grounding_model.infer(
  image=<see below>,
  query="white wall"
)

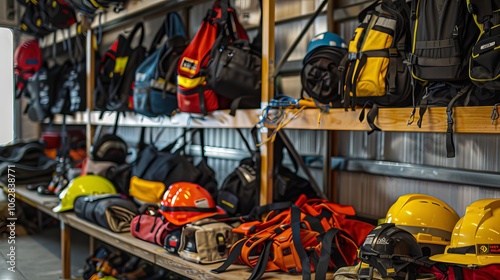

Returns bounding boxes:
[0,28,14,144]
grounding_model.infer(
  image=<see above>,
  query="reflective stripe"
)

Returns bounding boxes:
[177,75,206,88]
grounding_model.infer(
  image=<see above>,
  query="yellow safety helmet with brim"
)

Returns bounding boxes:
[52,175,117,213]
[385,194,460,247]
[430,199,500,267]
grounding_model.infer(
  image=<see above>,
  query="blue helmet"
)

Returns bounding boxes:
[305,32,347,61]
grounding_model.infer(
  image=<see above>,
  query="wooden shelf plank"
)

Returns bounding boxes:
[90,110,261,128]
[64,213,316,280]
[279,106,500,134]
[47,106,500,134]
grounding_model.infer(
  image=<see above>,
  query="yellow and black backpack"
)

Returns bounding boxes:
[339,0,413,133]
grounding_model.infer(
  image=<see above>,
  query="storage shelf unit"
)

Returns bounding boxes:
[51,106,500,133]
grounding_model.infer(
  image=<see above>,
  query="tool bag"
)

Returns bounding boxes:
[467,0,500,89]
[409,0,477,82]
[178,218,240,264]
[339,0,413,133]
[129,131,201,204]
[134,12,187,117]
[212,195,374,280]
[130,213,180,247]
[176,0,248,115]
[95,22,146,112]
[217,128,260,216]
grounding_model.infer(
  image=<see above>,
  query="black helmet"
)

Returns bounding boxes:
[91,134,128,164]
[359,223,424,279]
[301,32,347,105]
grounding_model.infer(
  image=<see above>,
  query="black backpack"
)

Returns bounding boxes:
[467,0,500,89]
[409,0,478,82]
[95,22,147,112]
[217,128,260,216]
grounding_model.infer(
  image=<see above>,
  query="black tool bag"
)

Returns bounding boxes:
[129,130,202,204]
[467,0,500,89]
[273,131,322,203]
[217,128,259,216]
[74,194,138,233]
[207,40,261,106]
[409,0,478,82]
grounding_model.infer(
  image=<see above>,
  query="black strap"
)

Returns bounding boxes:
[453,266,465,280]
[247,240,273,280]
[210,238,246,274]
[315,228,344,280]
[291,205,311,280]
[445,84,470,158]
[276,131,326,199]
[359,102,382,134]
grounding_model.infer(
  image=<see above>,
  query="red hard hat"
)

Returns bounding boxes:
[14,39,42,92]
[159,182,226,226]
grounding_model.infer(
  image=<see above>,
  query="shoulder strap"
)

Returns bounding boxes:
[276,131,326,199]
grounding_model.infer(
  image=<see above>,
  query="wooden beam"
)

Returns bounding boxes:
[277,106,500,134]
[327,0,335,32]
[86,29,96,153]
[260,0,275,205]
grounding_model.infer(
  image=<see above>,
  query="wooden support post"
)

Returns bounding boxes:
[260,0,275,205]
[86,28,96,153]
[60,220,71,280]
[327,0,335,32]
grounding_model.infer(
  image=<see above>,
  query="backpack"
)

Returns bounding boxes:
[24,64,54,122]
[217,128,260,216]
[467,0,500,89]
[133,12,187,117]
[14,39,42,96]
[409,0,478,82]
[339,0,413,132]
[176,0,249,115]
[212,195,375,280]
[95,22,147,112]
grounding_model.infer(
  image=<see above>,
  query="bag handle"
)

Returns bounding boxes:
[148,12,187,54]
[276,131,326,200]
[126,22,145,50]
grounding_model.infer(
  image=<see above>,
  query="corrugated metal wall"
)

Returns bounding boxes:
[107,0,500,219]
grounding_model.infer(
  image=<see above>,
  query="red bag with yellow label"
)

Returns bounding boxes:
[176,0,248,115]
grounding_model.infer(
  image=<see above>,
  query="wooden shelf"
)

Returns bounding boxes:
[47,106,500,134]
[278,106,500,134]
[63,213,326,280]
[90,110,261,128]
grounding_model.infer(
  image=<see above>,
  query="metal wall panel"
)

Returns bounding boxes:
[337,131,500,218]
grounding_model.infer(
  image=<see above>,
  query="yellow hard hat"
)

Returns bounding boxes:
[430,199,500,267]
[385,194,459,247]
[52,175,117,213]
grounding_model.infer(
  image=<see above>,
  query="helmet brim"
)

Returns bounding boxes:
[164,206,227,226]
[52,203,72,213]
[430,253,499,266]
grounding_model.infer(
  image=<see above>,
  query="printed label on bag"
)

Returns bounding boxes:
[180,57,198,75]
[194,198,209,208]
